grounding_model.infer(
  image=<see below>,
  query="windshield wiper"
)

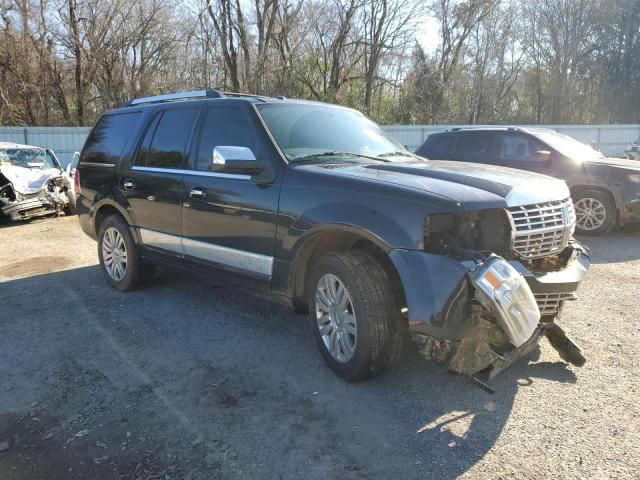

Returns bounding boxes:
[377,150,414,158]
[292,151,390,163]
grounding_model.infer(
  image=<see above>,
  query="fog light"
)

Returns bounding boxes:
[471,256,540,347]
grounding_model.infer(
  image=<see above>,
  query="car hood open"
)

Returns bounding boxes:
[0,164,65,194]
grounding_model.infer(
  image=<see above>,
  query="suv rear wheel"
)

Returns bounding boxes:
[98,214,147,291]
[573,189,616,236]
[308,251,404,381]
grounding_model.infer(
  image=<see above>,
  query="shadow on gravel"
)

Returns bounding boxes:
[577,225,640,264]
[0,265,580,480]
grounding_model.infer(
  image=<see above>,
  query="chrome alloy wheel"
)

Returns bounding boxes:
[575,197,607,231]
[315,274,357,363]
[102,227,128,281]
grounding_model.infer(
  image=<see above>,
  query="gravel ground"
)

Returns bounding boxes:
[0,215,639,479]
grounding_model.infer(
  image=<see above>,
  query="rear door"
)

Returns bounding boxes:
[454,132,494,164]
[181,104,282,281]
[123,106,200,256]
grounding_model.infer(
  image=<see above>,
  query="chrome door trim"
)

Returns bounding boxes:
[131,166,251,180]
[139,228,183,255]
[138,228,273,277]
[79,162,116,168]
[183,237,273,277]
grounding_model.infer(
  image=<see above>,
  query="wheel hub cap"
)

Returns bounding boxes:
[575,197,607,231]
[102,227,128,281]
[315,274,357,363]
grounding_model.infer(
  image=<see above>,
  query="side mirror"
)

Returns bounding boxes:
[534,150,552,162]
[211,146,263,174]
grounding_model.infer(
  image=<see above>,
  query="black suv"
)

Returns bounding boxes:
[76,91,590,383]
[416,127,640,235]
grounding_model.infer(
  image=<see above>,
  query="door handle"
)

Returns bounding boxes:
[190,187,206,198]
[123,179,135,191]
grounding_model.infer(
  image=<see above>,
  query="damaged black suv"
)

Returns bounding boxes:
[76,90,590,384]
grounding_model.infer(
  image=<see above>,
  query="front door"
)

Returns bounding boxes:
[490,132,552,175]
[181,104,283,281]
[123,106,200,256]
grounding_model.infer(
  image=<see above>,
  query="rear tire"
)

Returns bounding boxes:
[97,214,145,291]
[573,189,616,236]
[307,251,405,381]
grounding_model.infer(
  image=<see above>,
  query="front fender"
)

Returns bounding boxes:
[390,249,473,340]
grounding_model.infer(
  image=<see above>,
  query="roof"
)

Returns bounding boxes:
[0,142,43,150]
[443,126,557,134]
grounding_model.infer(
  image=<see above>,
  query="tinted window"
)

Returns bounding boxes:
[456,132,492,161]
[418,133,456,159]
[137,108,198,169]
[496,134,543,162]
[82,113,141,164]
[195,107,267,171]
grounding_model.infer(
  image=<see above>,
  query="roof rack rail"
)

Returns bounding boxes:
[122,89,224,107]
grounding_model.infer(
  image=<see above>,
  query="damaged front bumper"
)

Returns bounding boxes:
[0,176,70,221]
[390,241,590,381]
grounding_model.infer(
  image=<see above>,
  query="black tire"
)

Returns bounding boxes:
[64,191,78,216]
[573,189,616,236]
[307,251,405,381]
[97,214,145,291]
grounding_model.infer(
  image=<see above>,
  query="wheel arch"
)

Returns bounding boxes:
[289,227,407,315]
[570,184,620,224]
[93,200,135,236]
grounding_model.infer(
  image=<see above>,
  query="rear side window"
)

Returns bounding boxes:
[417,133,456,159]
[136,108,198,169]
[82,113,141,164]
[455,132,492,162]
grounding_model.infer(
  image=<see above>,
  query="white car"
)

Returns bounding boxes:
[0,142,78,221]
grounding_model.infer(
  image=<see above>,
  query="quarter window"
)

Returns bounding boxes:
[137,108,198,169]
[82,112,142,164]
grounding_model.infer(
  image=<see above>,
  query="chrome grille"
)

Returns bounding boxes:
[508,198,576,259]
[534,292,577,316]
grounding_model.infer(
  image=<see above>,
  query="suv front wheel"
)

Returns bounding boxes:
[98,214,147,291]
[308,251,404,381]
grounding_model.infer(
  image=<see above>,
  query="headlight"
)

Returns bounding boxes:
[471,256,540,347]
[627,173,640,184]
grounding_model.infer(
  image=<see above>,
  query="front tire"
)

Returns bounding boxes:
[97,214,145,291]
[573,190,616,236]
[308,251,404,381]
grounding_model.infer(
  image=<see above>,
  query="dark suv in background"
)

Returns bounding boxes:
[416,127,640,235]
[76,91,589,384]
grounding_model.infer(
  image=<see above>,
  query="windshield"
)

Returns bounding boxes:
[535,131,604,161]
[256,103,411,162]
[0,148,58,169]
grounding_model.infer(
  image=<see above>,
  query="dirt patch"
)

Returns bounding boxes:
[1,256,73,280]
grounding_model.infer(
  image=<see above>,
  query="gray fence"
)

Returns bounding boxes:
[0,126,91,167]
[1,124,639,166]
[383,124,640,156]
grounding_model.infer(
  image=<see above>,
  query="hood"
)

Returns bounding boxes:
[583,156,640,171]
[303,159,571,208]
[0,164,65,194]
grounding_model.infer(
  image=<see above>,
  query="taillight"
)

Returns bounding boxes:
[74,169,81,194]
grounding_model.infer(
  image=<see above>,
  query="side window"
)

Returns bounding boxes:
[497,134,542,162]
[420,134,456,159]
[136,108,198,169]
[455,133,492,161]
[82,112,142,164]
[195,107,267,171]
